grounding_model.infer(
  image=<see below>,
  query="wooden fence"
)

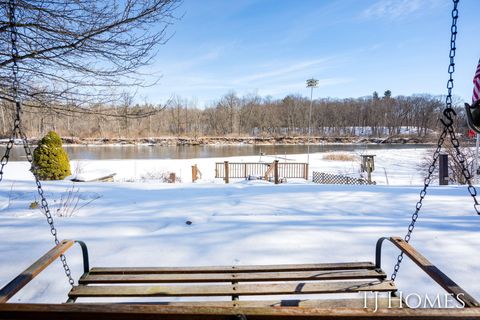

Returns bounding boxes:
[215,162,269,179]
[312,171,369,185]
[215,161,308,184]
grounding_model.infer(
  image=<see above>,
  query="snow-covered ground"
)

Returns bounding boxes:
[0,147,479,305]
[62,147,427,185]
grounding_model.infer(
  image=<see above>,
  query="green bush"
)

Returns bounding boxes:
[32,131,71,180]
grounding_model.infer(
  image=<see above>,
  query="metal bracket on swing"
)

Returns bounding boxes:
[464,100,480,134]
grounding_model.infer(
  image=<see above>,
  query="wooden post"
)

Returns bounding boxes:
[304,163,309,180]
[191,165,197,183]
[439,154,448,185]
[224,161,229,184]
[274,160,279,184]
[361,155,375,185]
[244,163,247,178]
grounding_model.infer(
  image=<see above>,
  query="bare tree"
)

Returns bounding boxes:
[168,95,185,137]
[0,0,181,118]
[217,92,240,135]
[0,89,455,140]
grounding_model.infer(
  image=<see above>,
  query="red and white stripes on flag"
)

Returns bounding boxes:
[474,58,480,103]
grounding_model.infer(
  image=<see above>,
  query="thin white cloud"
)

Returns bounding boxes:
[160,46,224,72]
[234,58,331,84]
[145,54,353,107]
[362,0,444,20]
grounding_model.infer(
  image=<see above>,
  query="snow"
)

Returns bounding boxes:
[320,126,434,136]
[0,147,479,305]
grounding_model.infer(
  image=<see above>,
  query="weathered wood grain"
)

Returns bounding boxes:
[69,280,396,298]
[80,269,386,284]
[89,262,375,275]
[0,240,75,303]
[1,303,479,320]
[108,297,403,309]
[389,237,480,308]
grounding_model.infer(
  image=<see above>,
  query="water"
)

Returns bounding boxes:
[2,143,432,161]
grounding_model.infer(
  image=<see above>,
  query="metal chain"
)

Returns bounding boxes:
[2,0,75,286]
[391,126,448,281]
[442,5,480,212]
[0,131,16,182]
[392,0,479,281]
[431,1,480,212]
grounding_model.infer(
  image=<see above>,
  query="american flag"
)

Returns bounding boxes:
[474,58,480,103]
[469,59,480,138]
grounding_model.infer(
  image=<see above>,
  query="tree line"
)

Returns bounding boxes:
[0,91,468,139]
[0,2,468,141]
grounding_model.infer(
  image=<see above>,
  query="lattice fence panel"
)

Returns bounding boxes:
[312,171,369,185]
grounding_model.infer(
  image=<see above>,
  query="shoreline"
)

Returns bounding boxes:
[32,135,428,146]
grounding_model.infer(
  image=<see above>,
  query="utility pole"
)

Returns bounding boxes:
[306,78,319,167]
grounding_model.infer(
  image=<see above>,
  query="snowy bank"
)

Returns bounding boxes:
[3,148,431,185]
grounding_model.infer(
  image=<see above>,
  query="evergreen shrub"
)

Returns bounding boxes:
[32,131,71,180]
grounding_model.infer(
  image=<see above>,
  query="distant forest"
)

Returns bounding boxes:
[0,91,467,139]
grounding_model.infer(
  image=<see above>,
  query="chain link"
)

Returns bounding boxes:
[392,0,480,281]
[391,126,447,281]
[2,0,75,286]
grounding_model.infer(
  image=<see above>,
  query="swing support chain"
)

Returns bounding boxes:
[391,0,480,282]
[0,0,75,287]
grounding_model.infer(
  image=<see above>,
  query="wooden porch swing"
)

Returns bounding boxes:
[1,237,479,319]
[1,0,480,318]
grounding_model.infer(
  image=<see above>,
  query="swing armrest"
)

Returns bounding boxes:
[375,236,479,308]
[0,239,89,303]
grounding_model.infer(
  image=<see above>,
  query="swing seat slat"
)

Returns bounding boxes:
[121,297,403,308]
[79,268,386,284]
[69,279,395,298]
[88,261,376,274]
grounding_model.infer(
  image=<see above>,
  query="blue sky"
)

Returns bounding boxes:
[137,0,480,106]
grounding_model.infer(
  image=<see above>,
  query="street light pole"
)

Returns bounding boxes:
[306,78,318,167]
